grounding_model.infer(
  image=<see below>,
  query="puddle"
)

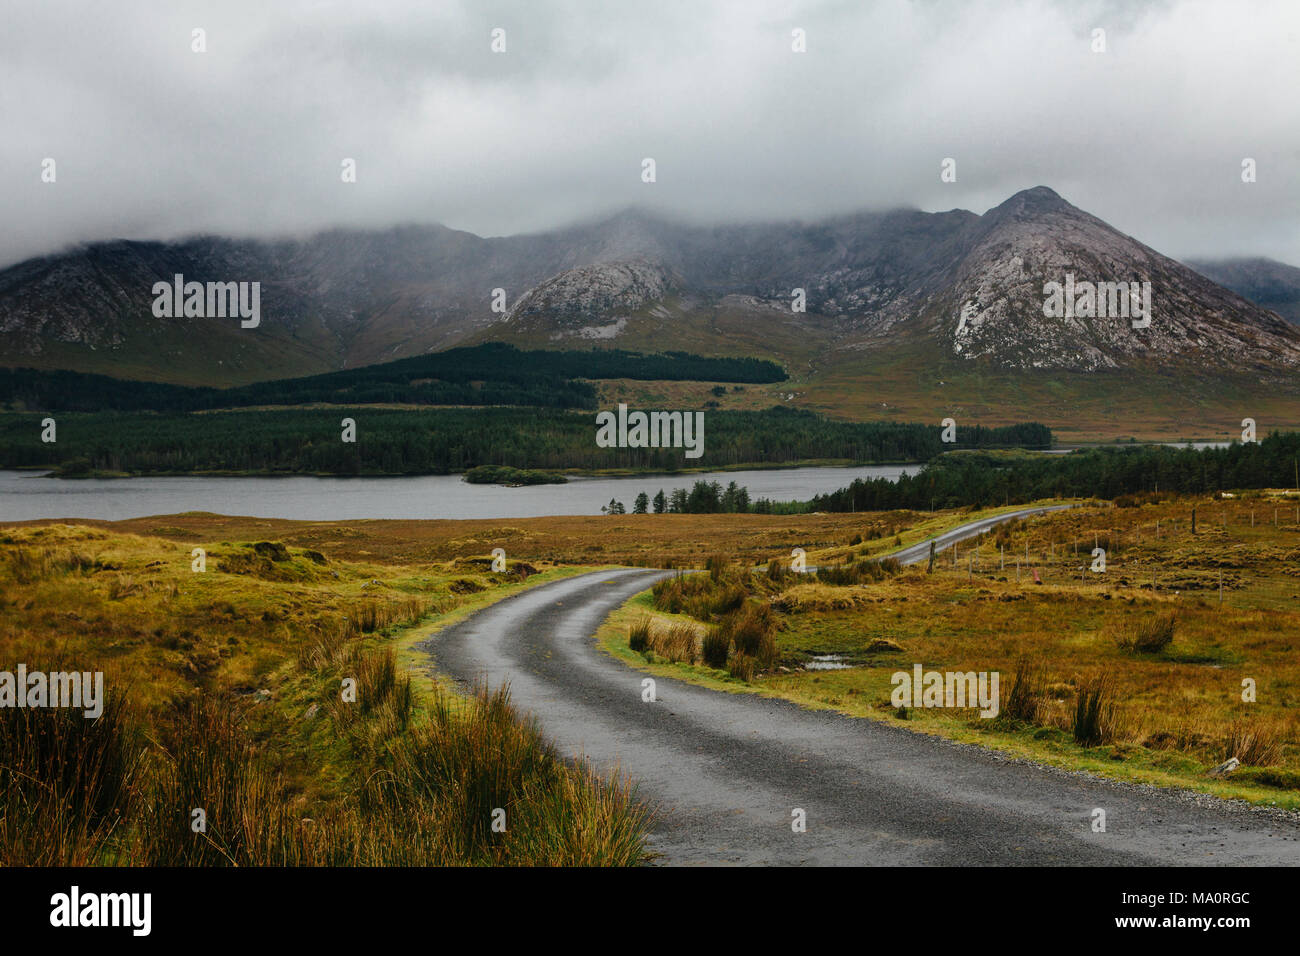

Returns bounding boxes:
[804,654,852,671]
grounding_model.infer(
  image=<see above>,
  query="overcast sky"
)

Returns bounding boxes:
[2,0,1297,268]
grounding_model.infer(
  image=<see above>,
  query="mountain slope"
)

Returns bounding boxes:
[1184,256,1300,326]
[909,187,1300,372]
[2,189,1299,401]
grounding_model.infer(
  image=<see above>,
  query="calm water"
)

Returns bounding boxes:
[0,465,917,522]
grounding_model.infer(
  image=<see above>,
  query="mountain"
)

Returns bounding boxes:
[495,188,1300,379]
[0,226,576,384]
[911,188,1300,373]
[3,188,1299,397]
[1184,257,1300,326]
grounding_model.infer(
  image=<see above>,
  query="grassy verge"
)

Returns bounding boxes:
[0,523,649,865]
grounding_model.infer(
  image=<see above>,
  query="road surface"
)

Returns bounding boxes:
[420,512,1300,865]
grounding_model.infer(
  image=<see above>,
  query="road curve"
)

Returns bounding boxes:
[420,522,1300,866]
[890,504,1074,566]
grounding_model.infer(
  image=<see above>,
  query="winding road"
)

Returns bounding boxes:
[421,508,1300,865]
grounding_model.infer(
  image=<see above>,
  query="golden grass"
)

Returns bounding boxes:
[0,523,650,865]
[598,494,1300,806]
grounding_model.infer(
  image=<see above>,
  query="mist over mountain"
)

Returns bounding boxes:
[2,187,1298,387]
[1184,257,1300,326]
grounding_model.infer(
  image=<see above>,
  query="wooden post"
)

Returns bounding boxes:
[928,540,935,573]
[1191,505,1196,535]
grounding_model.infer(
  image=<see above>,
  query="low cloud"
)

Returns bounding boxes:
[2,0,1297,267]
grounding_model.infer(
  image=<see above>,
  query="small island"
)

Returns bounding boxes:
[462,464,569,486]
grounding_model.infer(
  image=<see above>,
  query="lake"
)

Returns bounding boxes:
[0,465,918,522]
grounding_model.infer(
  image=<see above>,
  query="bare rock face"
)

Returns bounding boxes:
[925,187,1300,372]
[505,259,676,337]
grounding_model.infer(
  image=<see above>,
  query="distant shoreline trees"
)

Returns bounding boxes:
[606,434,1300,515]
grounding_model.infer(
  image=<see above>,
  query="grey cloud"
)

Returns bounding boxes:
[1,0,1296,268]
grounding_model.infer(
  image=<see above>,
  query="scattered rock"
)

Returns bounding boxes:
[1208,757,1241,778]
[303,703,320,720]
[252,689,272,703]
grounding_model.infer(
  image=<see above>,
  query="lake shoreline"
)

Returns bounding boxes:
[0,463,921,523]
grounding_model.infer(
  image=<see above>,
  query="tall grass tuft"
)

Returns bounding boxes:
[134,696,301,866]
[728,653,756,682]
[1001,657,1046,725]
[766,558,789,584]
[379,683,650,865]
[0,689,138,865]
[717,601,776,671]
[652,572,746,619]
[815,558,899,586]
[628,616,652,653]
[1073,673,1118,747]
[651,622,698,663]
[1118,612,1176,654]
[1225,718,1280,767]
[702,626,730,668]
[346,595,430,634]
